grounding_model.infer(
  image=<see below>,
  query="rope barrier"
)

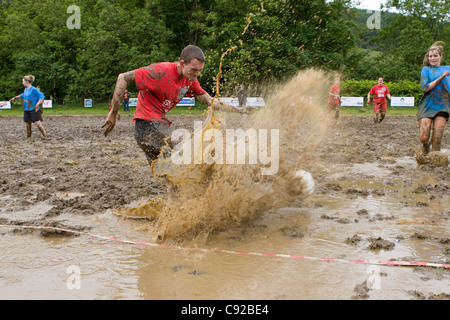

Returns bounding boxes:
[1,224,449,269]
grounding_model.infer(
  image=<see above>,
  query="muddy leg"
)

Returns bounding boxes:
[374,113,379,124]
[35,121,47,139]
[419,118,432,154]
[379,112,385,123]
[430,116,447,152]
[26,122,32,138]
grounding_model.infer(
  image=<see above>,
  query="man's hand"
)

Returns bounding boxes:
[102,110,117,136]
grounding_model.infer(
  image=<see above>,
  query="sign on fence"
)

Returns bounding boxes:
[341,97,364,107]
[218,97,239,107]
[129,98,138,107]
[391,97,414,107]
[217,97,265,108]
[84,99,92,108]
[176,97,196,107]
[0,101,11,110]
[43,100,53,109]
[246,97,265,107]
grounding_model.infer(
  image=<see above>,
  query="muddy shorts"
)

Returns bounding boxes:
[432,111,449,121]
[134,119,174,165]
[372,101,387,113]
[23,110,41,123]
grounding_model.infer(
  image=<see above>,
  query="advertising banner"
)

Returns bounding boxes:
[391,97,414,107]
[341,97,364,107]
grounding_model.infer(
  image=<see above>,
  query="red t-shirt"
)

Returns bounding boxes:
[134,62,206,124]
[328,85,340,103]
[369,84,390,103]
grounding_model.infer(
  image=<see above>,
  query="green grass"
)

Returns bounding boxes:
[339,106,418,115]
[0,102,418,117]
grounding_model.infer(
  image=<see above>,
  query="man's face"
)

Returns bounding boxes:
[180,58,204,82]
[378,78,383,85]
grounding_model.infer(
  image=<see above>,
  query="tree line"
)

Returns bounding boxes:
[0,0,448,103]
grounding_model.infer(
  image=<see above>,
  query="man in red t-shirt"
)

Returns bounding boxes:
[367,77,391,123]
[327,77,341,120]
[103,45,247,166]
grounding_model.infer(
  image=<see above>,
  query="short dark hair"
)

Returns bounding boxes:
[180,45,205,64]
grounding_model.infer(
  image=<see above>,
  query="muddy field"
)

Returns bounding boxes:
[0,113,449,300]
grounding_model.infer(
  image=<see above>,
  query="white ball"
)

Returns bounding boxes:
[294,170,315,195]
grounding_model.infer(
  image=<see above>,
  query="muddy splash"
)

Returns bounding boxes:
[117,70,334,242]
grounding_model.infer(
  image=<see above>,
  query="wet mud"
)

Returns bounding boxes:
[0,108,449,299]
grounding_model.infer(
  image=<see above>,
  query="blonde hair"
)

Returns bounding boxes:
[23,75,35,83]
[423,41,444,67]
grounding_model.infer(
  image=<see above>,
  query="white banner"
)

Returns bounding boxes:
[129,97,138,107]
[391,97,414,107]
[246,97,265,107]
[176,97,196,107]
[218,97,265,107]
[341,97,364,107]
[43,100,53,109]
[218,97,239,107]
[84,99,92,108]
[0,101,11,110]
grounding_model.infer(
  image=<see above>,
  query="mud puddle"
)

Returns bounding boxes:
[0,150,448,299]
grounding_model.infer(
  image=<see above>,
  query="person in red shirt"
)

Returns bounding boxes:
[367,77,391,123]
[103,45,247,166]
[327,77,341,120]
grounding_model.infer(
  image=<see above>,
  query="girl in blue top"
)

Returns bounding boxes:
[9,75,47,139]
[418,42,449,156]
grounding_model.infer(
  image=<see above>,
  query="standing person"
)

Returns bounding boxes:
[327,77,341,120]
[103,45,247,167]
[367,77,391,123]
[123,89,130,111]
[9,75,47,139]
[237,84,247,109]
[417,41,450,158]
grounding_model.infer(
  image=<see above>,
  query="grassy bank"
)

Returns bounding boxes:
[0,101,418,117]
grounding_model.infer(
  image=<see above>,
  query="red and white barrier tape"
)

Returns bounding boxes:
[1,224,449,269]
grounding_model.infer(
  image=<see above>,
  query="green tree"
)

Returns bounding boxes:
[199,0,358,95]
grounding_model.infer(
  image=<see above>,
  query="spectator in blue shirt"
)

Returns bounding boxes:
[9,75,47,139]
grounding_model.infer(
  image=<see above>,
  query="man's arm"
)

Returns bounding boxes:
[103,70,135,136]
[111,71,135,114]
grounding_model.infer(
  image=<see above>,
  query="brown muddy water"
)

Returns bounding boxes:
[0,77,449,300]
